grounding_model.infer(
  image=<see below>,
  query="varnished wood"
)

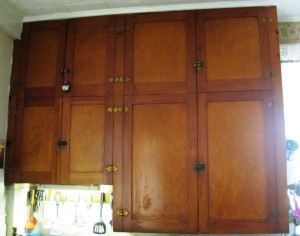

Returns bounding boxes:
[124,11,196,95]
[60,96,113,185]
[121,94,198,233]
[196,7,272,92]
[65,16,115,97]
[198,91,279,233]
[14,98,62,184]
[111,14,126,232]
[266,6,289,233]
[19,20,66,98]
[7,7,287,234]
[5,40,21,184]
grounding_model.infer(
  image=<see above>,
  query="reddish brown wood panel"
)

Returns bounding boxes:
[266,7,289,233]
[124,11,196,95]
[5,40,21,184]
[14,98,62,184]
[65,16,115,97]
[60,96,113,185]
[196,7,272,92]
[198,91,280,233]
[19,20,67,98]
[119,94,198,233]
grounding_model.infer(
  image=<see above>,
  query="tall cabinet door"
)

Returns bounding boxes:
[64,16,115,97]
[14,98,62,184]
[114,94,198,233]
[196,7,272,92]
[19,21,66,98]
[60,96,113,185]
[124,11,196,95]
[198,91,284,233]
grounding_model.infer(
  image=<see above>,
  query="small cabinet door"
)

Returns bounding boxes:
[124,11,196,95]
[64,16,115,97]
[196,7,272,92]
[19,21,67,98]
[60,96,113,185]
[14,98,62,184]
[198,91,288,233]
[114,94,198,233]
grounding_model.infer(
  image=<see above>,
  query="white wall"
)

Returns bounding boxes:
[0,30,14,236]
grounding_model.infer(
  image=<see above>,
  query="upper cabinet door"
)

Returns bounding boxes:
[115,94,198,233]
[65,16,115,97]
[124,11,196,95]
[19,21,67,98]
[196,7,272,92]
[60,96,113,185]
[198,91,288,233]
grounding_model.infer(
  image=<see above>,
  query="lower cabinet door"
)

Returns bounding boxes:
[114,94,198,233]
[14,97,62,184]
[198,91,288,233]
[60,96,113,185]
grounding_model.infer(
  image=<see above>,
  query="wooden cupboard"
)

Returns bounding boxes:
[5,6,288,234]
[6,17,115,185]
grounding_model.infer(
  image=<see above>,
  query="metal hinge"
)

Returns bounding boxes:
[272,210,283,217]
[117,209,129,217]
[11,110,21,115]
[266,70,277,77]
[106,166,118,173]
[107,106,129,113]
[108,77,130,83]
[57,139,68,148]
[110,25,130,35]
[60,68,71,77]
[193,61,204,70]
[268,102,278,108]
[12,81,22,88]
[194,162,206,172]
[262,17,273,24]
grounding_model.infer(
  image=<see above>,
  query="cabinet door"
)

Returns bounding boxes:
[19,21,66,98]
[14,98,62,184]
[114,94,198,233]
[198,91,288,233]
[65,16,115,97]
[124,11,196,95]
[196,7,272,92]
[60,96,113,185]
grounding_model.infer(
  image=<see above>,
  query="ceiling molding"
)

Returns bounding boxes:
[23,1,275,22]
[0,1,23,39]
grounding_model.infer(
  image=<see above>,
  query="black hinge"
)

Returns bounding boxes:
[272,210,283,217]
[266,70,277,77]
[193,61,204,70]
[195,162,206,172]
[57,139,68,148]
[60,68,71,77]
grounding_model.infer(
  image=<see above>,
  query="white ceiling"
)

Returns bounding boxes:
[3,0,300,23]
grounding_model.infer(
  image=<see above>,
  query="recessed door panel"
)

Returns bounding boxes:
[60,96,113,185]
[65,16,115,96]
[20,21,66,98]
[125,12,196,95]
[15,98,62,183]
[119,94,198,233]
[198,91,279,233]
[196,8,272,92]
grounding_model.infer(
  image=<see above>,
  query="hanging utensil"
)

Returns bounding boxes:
[93,192,106,234]
[42,190,52,229]
[50,191,63,235]
[25,190,37,231]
